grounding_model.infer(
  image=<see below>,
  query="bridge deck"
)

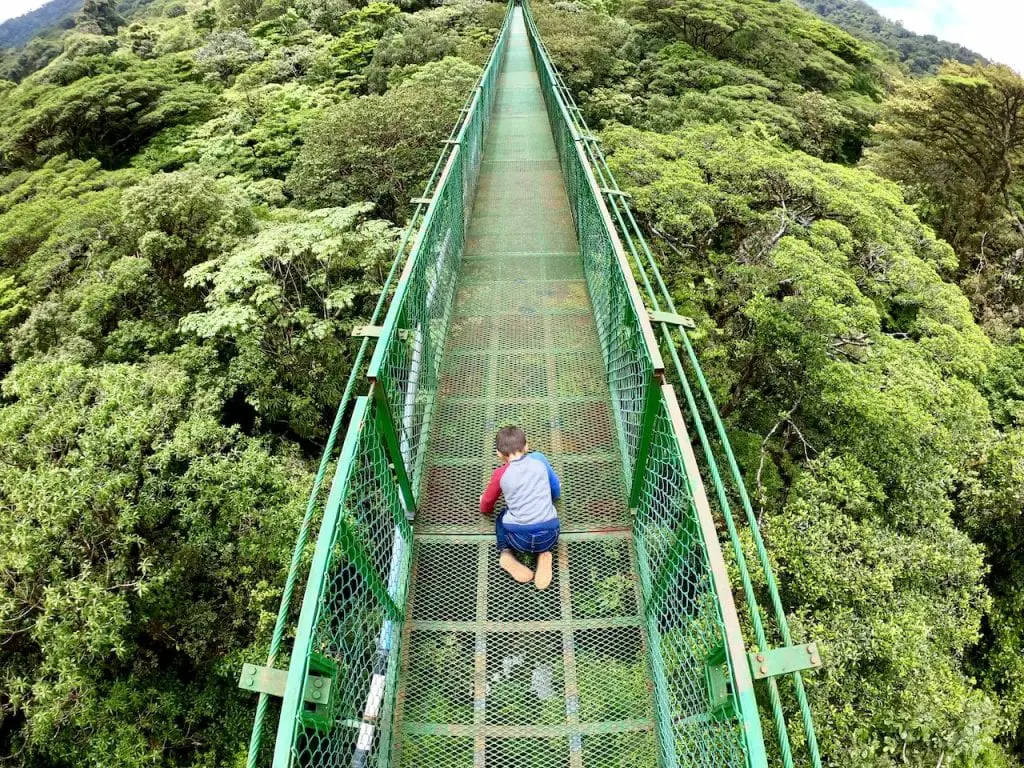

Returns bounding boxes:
[391,8,658,767]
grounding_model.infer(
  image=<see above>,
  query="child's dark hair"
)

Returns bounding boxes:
[495,425,527,456]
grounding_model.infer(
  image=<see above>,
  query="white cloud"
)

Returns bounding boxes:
[0,0,57,24]
[870,0,1024,74]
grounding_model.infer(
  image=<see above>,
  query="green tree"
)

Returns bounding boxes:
[78,0,125,36]
[794,0,986,75]
[0,352,308,767]
[120,170,256,287]
[0,0,502,764]
[195,29,264,81]
[363,11,459,93]
[866,63,1024,333]
[181,203,399,438]
[134,83,331,181]
[286,56,480,219]
[0,67,219,169]
[532,0,882,162]
[0,36,64,82]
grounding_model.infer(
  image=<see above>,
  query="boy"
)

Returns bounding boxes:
[479,425,561,590]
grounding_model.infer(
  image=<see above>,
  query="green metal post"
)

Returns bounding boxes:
[250,5,522,766]
[371,383,418,516]
[336,519,403,621]
[628,374,663,508]
[242,10,503,755]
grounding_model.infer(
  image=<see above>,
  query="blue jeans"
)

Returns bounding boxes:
[495,508,560,554]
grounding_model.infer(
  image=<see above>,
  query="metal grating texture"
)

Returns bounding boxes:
[631,391,749,767]
[524,0,823,762]
[394,534,658,768]
[261,1,788,767]
[413,7,630,538]
[390,10,659,768]
[517,27,657,478]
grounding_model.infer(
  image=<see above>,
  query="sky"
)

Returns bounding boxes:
[0,0,1023,74]
[0,0,51,23]
[866,0,1024,73]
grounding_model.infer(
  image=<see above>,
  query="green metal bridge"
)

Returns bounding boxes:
[241,3,822,767]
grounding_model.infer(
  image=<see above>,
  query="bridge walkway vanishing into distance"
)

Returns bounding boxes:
[240,3,823,768]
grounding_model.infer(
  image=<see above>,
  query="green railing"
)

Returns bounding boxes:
[271,386,413,768]
[247,5,515,767]
[521,5,770,767]
[247,0,821,765]
[521,1,822,766]
[366,15,508,492]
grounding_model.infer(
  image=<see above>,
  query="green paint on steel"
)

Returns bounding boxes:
[271,394,372,768]
[372,383,418,516]
[521,0,825,763]
[249,1,821,767]
[628,374,662,509]
[522,3,775,766]
[749,644,823,681]
[238,664,334,706]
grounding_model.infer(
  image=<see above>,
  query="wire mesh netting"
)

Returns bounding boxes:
[632,394,749,767]
[367,9,511,495]
[267,7,515,767]
[522,0,823,762]
[274,393,413,768]
[265,3,774,767]
[520,6,773,767]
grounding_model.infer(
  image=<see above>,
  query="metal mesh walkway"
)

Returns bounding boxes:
[390,9,657,766]
[248,3,821,767]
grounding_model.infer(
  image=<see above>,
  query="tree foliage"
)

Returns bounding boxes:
[866,63,1024,335]
[0,352,307,768]
[533,0,884,163]
[0,64,219,169]
[78,0,125,36]
[287,56,481,218]
[0,0,497,763]
[598,112,1011,768]
[182,202,399,438]
[0,0,79,49]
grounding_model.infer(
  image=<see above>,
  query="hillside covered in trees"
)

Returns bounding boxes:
[1,0,1024,767]
[795,0,986,74]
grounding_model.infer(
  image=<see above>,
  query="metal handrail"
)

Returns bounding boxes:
[520,1,822,765]
[521,3,771,766]
[244,4,516,765]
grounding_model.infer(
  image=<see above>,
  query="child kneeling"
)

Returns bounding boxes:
[479,425,561,590]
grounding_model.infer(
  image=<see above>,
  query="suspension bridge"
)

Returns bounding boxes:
[240,2,822,766]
